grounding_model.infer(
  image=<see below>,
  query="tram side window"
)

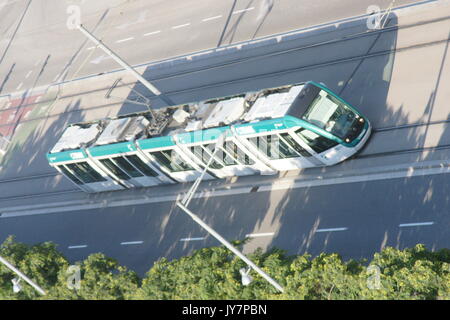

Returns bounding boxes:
[150,150,194,172]
[66,162,106,183]
[99,159,131,180]
[223,141,255,165]
[248,134,298,160]
[125,155,158,177]
[112,156,144,178]
[295,128,338,153]
[279,133,312,157]
[58,165,83,185]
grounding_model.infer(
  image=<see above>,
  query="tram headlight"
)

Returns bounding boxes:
[323,149,338,159]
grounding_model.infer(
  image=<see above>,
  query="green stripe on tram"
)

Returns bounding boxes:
[137,135,176,150]
[175,126,231,144]
[47,149,87,163]
[88,141,137,157]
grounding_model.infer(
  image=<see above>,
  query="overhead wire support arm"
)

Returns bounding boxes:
[77,24,173,106]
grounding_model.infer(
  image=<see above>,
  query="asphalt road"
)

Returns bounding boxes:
[0,172,447,276]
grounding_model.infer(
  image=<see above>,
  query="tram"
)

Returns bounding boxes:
[47,81,371,192]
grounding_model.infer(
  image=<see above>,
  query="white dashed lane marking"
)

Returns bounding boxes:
[202,15,222,22]
[399,222,434,227]
[233,7,254,14]
[68,245,87,249]
[120,241,144,245]
[115,37,134,43]
[143,30,161,36]
[179,237,206,242]
[172,23,191,29]
[315,227,348,233]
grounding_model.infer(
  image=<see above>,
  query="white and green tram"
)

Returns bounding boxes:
[47,81,371,192]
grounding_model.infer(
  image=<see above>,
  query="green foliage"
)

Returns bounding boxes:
[0,236,448,300]
[134,244,449,300]
[46,253,140,300]
[0,236,139,300]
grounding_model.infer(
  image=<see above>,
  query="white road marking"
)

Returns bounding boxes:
[399,222,434,227]
[172,23,191,29]
[24,70,32,79]
[245,232,275,238]
[115,37,134,43]
[233,7,254,15]
[143,30,161,36]
[202,15,222,22]
[15,82,23,90]
[86,46,96,50]
[120,241,143,245]
[68,245,87,249]
[315,227,348,233]
[179,237,206,242]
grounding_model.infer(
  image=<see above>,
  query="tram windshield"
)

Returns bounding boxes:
[302,89,362,141]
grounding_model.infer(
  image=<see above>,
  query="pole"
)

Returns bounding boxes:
[78,24,173,105]
[0,255,46,295]
[182,148,217,207]
[176,202,284,293]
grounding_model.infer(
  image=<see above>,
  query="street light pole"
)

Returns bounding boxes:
[77,24,173,105]
[182,133,226,207]
[176,202,284,293]
[0,255,46,295]
[177,132,284,293]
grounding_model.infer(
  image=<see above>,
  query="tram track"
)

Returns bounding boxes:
[1,138,449,204]
[0,172,59,184]
[0,32,449,136]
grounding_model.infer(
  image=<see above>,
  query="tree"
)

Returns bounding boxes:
[0,236,448,300]
[0,236,139,300]
[135,244,450,300]
[0,235,69,300]
[47,253,140,300]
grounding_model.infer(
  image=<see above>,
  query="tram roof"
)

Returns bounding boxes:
[48,81,322,157]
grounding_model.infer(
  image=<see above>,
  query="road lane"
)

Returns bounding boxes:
[0,172,448,276]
